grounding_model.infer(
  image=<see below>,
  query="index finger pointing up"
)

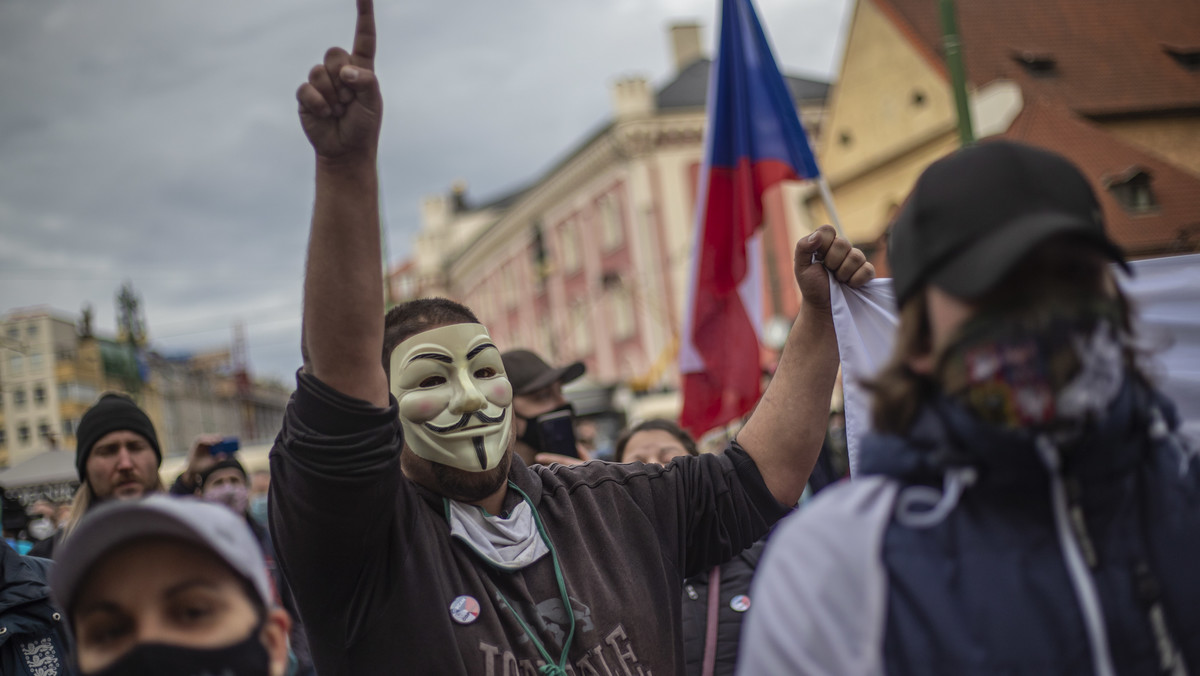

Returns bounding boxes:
[352,0,376,67]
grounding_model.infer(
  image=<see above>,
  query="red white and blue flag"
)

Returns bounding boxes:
[679,0,821,438]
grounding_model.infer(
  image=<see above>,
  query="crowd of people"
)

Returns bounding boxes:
[1,1,1197,674]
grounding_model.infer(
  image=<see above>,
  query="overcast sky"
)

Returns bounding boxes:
[0,0,852,383]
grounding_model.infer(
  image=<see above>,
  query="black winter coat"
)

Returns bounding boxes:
[0,542,72,675]
[680,538,765,676]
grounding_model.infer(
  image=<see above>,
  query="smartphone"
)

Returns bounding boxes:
[534,410,579,459]
[209,437,240,456]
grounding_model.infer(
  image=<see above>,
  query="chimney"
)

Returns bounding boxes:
[450,179,468,213]
[610,76,655,119]
[669,22,703,71]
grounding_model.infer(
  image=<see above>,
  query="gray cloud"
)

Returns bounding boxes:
[0,0,851,382]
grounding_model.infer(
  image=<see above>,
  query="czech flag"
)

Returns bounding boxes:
[678,0,821,438]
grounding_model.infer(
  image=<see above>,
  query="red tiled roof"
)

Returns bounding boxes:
[877,0,1200,117]
[1004,98,1200,255]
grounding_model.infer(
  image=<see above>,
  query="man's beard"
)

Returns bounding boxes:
[429,450,512,503]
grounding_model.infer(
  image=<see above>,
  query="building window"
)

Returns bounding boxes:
[57,382,98,403]
[13,389,26,408]
[1165,46,1200,71]
[6,327,17,340]
[8,353,23,375]
[599,194,625,251]
[26,324,38,337]
[18,425,29,445]
[62,419,76,438]
[503,264,519,309]
[34,386,45,406]
[28,351,43,373]
[0,429,6,446]
[561,222,582,275]
[541,323,555,358]
[610,287,637,340]
[37,421,50,440]
[1107,169,1157,213]
[571,304,592,356]
[1013,51,1057,76]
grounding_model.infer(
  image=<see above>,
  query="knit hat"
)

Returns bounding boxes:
[75,393,162,481]
[199,457,247,488]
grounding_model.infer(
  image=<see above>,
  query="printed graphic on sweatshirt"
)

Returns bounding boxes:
[21,637,62,676]
[479,623,652,676]
[511,595,594,649]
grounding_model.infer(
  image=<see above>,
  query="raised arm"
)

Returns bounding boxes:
[737,225,874,506]
[297,0,389,407]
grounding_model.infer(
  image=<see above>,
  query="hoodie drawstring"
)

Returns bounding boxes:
[894,467,978,529]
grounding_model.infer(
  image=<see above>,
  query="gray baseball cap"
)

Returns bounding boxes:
[50,495,273,613]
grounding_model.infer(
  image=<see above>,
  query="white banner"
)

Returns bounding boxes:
[830,253,1200,476]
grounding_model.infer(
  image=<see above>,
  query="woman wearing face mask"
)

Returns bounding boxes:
[199,459,250,507]
[740,141,1200,674]
[49,495,292,676]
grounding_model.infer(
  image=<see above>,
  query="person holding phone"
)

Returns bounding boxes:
[501,349,588,465]
[169,435,241,496]
[268,1,876,672]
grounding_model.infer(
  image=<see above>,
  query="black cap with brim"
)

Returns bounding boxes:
[888,140,1129,306]
[501,349,586,396]
[518,361,585,395]
[927,211,1130,301]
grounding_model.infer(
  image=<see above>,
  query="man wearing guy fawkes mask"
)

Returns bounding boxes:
[740,141,1200,675]
[501,349,587,466]
[276,4,877,671]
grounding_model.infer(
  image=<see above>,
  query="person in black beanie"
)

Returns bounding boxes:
[30,393,164,559]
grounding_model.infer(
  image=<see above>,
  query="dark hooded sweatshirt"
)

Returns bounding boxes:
[269,372,788,675]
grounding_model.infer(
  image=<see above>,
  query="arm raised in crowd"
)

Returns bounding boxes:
[737,225,874,506]
[297,0,389,407]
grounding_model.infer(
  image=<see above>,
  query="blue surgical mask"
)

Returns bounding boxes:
[248,495,269,527]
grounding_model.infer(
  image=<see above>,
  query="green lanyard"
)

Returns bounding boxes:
[445,482,575,676]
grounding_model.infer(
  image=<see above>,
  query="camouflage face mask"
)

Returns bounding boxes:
[936,299,1127,435]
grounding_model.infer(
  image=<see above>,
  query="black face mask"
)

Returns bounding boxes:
[84,625,271,676]
[517,403,578,456]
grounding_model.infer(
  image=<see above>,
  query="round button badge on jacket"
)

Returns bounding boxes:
[450,595,481,625]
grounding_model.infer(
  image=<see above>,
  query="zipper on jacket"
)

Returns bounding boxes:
[1135,562,1190,675]
[1036,436,1118,676]
[1064,476,1099,569]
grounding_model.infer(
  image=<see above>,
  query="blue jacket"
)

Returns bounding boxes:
[0,543,73,676]
[740,380,1200,675]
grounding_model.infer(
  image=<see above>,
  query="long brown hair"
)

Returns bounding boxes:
[866,255,1147,436]
[865,293,935,435]
[59,475,166,544]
